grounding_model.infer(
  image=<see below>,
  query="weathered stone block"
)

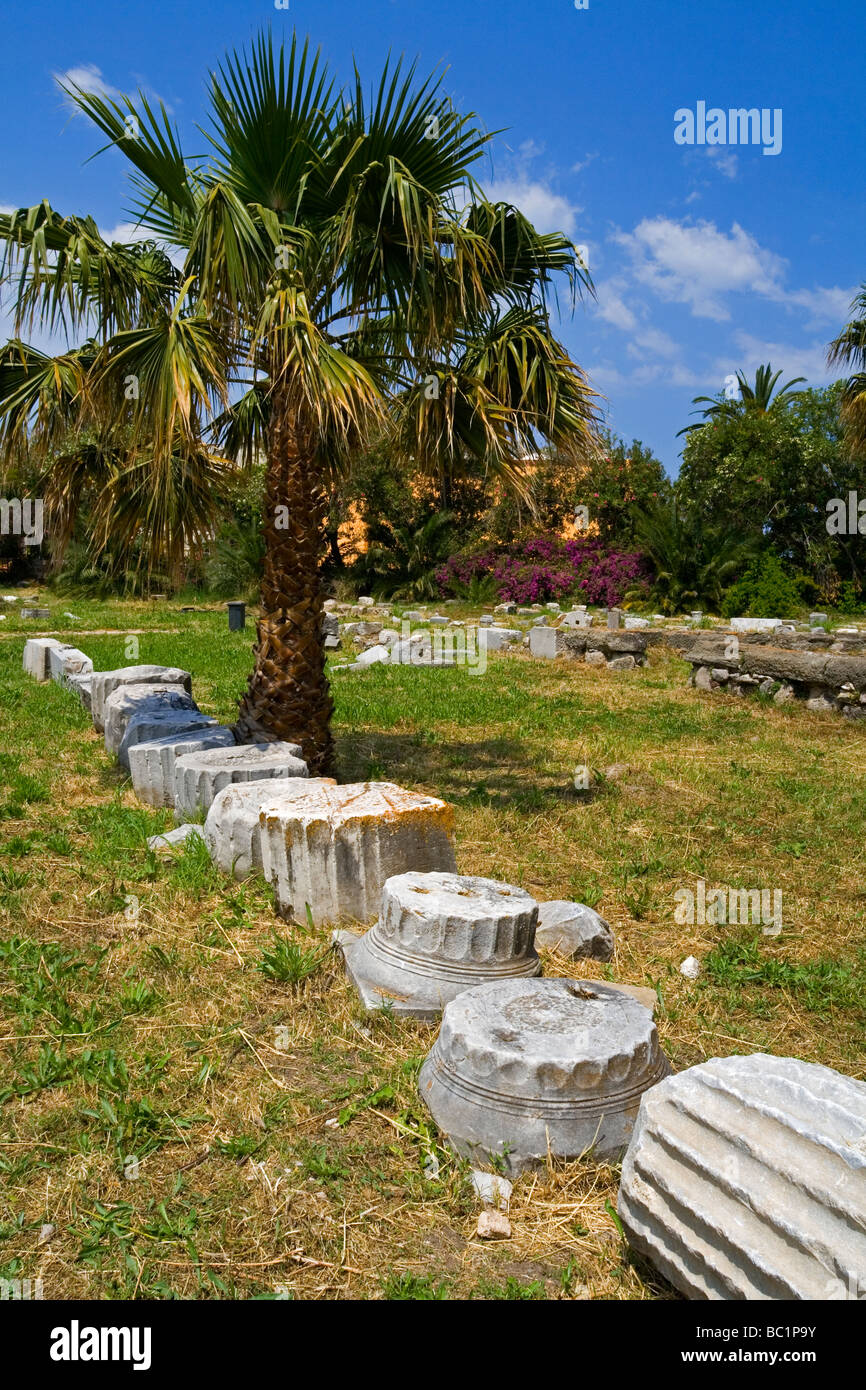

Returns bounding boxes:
[147,823,205,853]
[479,627,521,652]
[91,665,193,732]
[204,776,335,878]
[618,1054,866,1300]
[419,978,670,1173]
[342,871,542,1019]
[118,710,218,773]
[260,781,457,926]
[534,900,614,960]
[49,645,93,685]
[129,726,237,807]
[103,685,197,757]
[173,742,307,820]
[22,637,63,682]
[528,626,559,659]
[607,655,636,671]
[730,617,783,633]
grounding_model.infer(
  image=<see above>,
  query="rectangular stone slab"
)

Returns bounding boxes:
[22,637,63,681]
[48,645,93,685]
[90,665,193,732]
[129,726,238,807]
[259,781,457,926]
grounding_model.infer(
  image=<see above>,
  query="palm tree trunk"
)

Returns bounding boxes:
[234,383,335,776]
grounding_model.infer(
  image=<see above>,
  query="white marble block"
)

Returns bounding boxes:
[90,665,193,732]
[205,777,337,878]
[103,685,198,757]
[118,709,218,772]
[129,726,238,807]
[618,1054,866,1300]
[22,637,63,681]
[173,742,308,820]
[49,645,93,685]
[260,781,458,926]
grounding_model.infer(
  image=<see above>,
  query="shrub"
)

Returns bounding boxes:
[435,534,649,607]
[720,553,809,619]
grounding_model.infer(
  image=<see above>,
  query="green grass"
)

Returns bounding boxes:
[1,591,865,1300]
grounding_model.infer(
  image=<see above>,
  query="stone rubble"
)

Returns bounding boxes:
[534,900,615,960]
[103,685,198,758]
[90,665,193,733]
[173,742,308,820]
[260,782,457,926]
[204,776,336,878]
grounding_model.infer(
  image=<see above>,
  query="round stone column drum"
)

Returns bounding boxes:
[419,977,671,1172]
[343,871,541,1019]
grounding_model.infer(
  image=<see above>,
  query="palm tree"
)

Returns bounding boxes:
[630,499,759,614]
[0,30,600,774]
[828,284,866,453]
[677,363,806,436]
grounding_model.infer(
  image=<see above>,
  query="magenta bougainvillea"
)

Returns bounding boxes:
[435,535,650,607]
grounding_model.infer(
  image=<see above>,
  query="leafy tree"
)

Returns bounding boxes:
[828,283,866,453]
[574,432,671,547]
[0,32,600,772]
[350,510,456,600]
[720,552,813,619]
[629,499,759,615]
[677,383,863,596]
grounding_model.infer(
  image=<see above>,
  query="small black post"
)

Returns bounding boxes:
[227,602,246,632]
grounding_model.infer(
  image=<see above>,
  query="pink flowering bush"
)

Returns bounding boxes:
[435,535,650,607]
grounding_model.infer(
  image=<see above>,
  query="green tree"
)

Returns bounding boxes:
[678,362,806,436]
[0,32,600,772]
[575,432,671,547]
[677,383,863,597]
[828,283,866,453]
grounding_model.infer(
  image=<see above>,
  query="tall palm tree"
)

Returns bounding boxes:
[677,362,806,436]
[828,284,866,453]
[0,30,600,774]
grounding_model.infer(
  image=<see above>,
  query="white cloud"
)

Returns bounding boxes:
[54,63,119,107]
[613,217,787,320]
[593,279,638,331]
[486,138,582,238]
[705,147,738,180]
[485,177,580,237]
[726,332,838,386]
[766,284,856,328]
[99,221,150,245]
[627,327,681,360]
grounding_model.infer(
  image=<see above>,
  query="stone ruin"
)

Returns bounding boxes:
[259,781,457,926]
[618,1054,866,1300]
[419,977,671,1173]
[684,635,866,718]
[19,630,866,1300]
[340,870,542,1019]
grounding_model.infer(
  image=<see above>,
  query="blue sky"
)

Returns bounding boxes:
[2,0,863,475]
